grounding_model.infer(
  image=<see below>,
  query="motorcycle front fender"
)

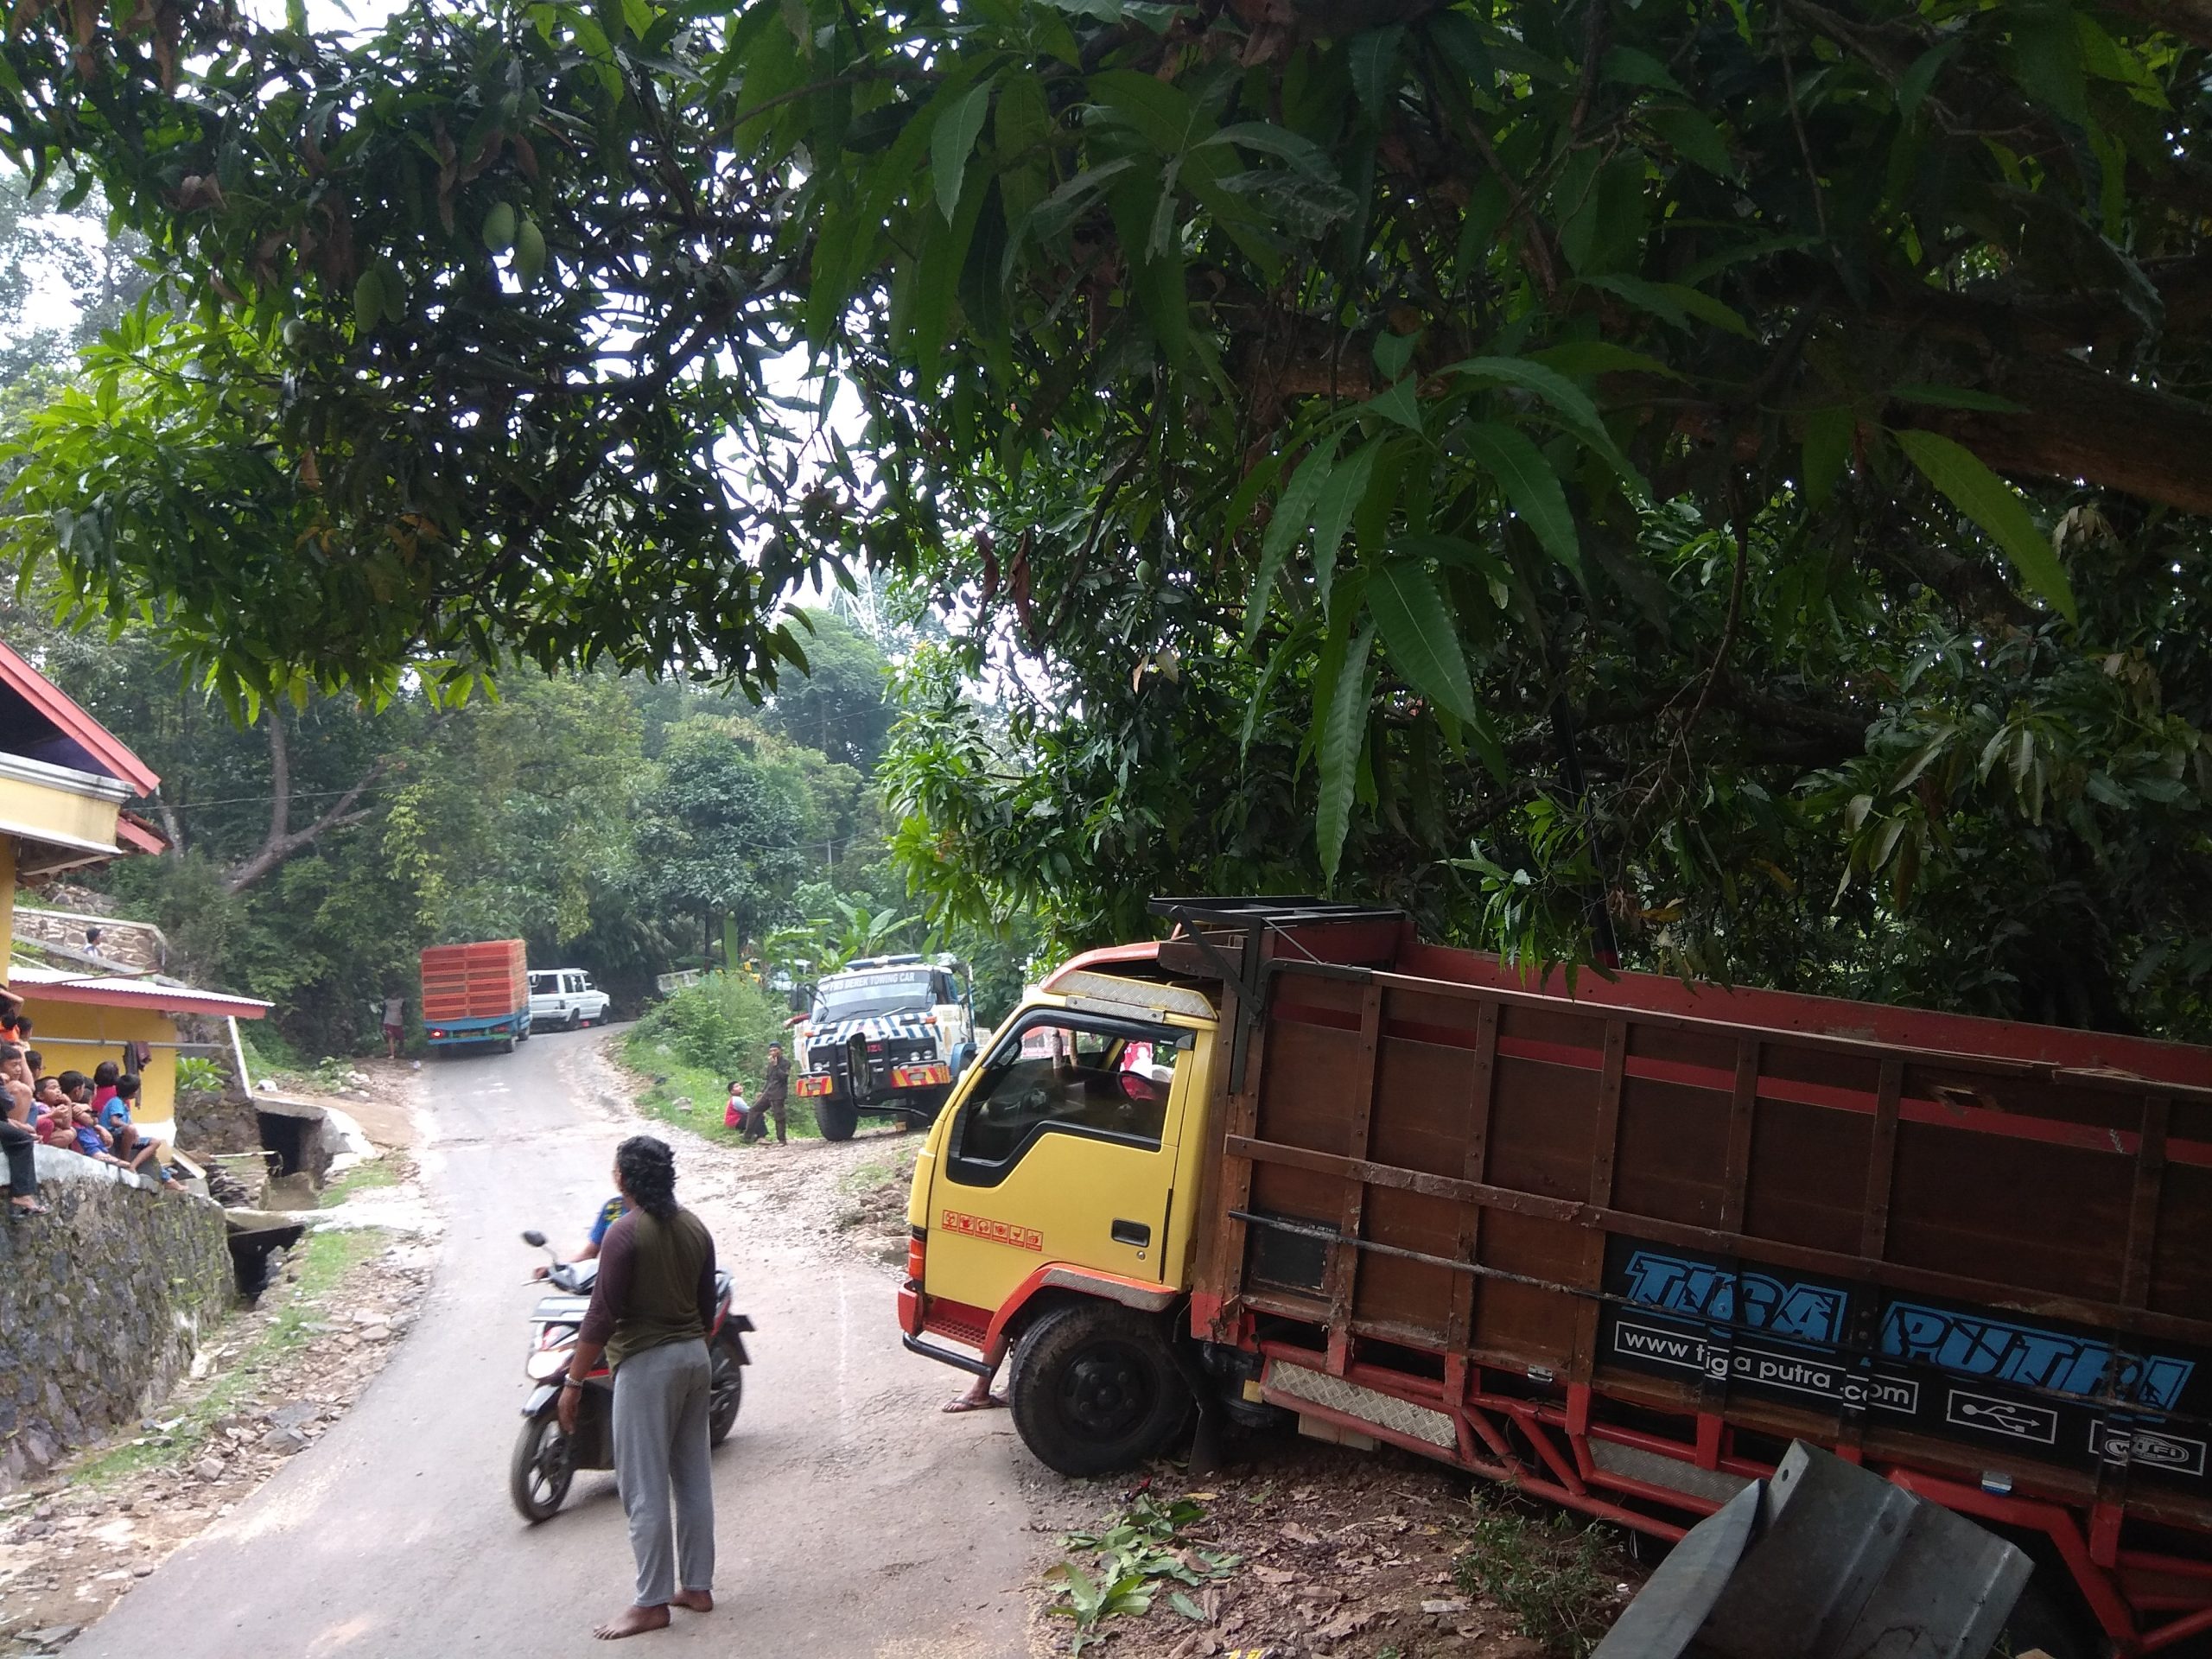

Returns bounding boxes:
[521,1382,563,1418]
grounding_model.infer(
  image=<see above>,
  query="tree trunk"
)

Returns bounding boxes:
[220,709,385,894]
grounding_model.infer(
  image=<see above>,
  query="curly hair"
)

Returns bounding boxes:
[614,1135,679,1221]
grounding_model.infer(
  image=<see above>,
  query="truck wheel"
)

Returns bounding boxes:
[498,1035,517,1054]
[816,1097,858,1141]
[1008,1302,1193,1478]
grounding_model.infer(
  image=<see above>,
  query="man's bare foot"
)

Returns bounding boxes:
[593,1604,671,1640]
[671,1589,714,1612]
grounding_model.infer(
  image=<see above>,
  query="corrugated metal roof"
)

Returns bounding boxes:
[8,959,271,1018]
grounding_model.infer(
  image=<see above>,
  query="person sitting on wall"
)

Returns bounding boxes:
[0,1043,33,1101]
[109,1120,183,1192]
[0,1081,47,1217]
[89,1060,120,1117]
[98,1072,142,1137]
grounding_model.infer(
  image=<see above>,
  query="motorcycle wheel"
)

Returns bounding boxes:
[709,1335,745,1446]
[509,1412,575,1522]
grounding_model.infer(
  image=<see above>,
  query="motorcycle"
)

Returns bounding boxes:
[509,1227,754,1523]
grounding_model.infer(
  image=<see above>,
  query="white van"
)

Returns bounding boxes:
[528,969,611,1031]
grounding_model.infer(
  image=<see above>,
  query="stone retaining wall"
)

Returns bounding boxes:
[0,1148,233,1490]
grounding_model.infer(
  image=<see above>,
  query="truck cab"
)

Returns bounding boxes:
[528,969,609,1032]
[900,953,1220,1473]
[792,955,977,1141]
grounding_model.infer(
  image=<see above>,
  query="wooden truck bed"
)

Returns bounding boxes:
[419,939,528,1021]
[1157,901,2212,1649]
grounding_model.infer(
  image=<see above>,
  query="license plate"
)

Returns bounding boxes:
[891,1063,951,1088]
[796,1075,833,1097]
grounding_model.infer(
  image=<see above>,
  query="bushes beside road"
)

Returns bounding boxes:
[624,974,817,1142]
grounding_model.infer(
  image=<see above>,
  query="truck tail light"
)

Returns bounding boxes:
[868,1042,885,1053]
[906,1229,926,1282]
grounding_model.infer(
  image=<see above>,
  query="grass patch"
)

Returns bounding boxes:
[74,1229,388,1488]
[319,1158,400,1208]
[836,1155,902,1195]
[623,1046,823,1144]
[1452,1495,1623,1657]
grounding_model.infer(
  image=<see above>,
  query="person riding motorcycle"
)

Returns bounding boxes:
[532,1193,627,1281]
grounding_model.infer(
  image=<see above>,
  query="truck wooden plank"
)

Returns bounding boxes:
[899,899,2212,1655]
[419,939,531,1052]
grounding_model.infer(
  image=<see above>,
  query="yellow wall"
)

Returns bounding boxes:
[0,776,121,854]
[20,1001,181,1121]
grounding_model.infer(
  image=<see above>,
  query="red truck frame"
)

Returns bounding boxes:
[1144,901,2212,1656]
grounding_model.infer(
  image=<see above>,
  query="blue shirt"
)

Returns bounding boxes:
[99,1100,132,1135]
[73,1123,105,1157]
[588,1196,626,1247]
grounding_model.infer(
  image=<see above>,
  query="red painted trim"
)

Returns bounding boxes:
[114,811,168,855]
[2143,1605,2212,1652]
[1039,943,1165,990]
[17,978,270,1018]
[0,637,158,794]
[984,1262,1175,1351]
[1885,1467,2139,1647]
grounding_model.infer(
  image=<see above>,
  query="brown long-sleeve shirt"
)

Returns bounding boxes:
[576,1206,716,1370]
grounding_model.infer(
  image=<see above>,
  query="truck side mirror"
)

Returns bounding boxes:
[789,982,813,1014]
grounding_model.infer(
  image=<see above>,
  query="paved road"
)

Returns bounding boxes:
[79,1030,1039,1659]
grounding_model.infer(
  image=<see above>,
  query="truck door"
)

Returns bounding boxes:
[925,1011,1189,1318]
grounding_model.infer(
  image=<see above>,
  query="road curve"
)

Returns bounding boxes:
[77,1029,1039,1659]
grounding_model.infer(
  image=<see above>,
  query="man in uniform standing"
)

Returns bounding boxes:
[742,1041,789,1146]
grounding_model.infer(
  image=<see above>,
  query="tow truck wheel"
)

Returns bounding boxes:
[815,1097,858,1141]
[1008,1302,1193,1478]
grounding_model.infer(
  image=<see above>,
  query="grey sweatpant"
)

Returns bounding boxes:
[610,1338,715,1606]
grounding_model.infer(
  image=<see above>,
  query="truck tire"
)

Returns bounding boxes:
[1008,1302,1193,1478]
[816,1097,858,1141]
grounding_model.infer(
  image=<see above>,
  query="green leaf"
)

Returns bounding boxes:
[1890,384,2031,414]
[1168,1591,1206,1622]
[1348,25,1406,119]
[481,201,517,254]
[1368,378,1422,433]
[1370,561,1475,723]
[1801,406,1853,505]
[932,83,995,223]
[1372,331,1417,382]
[1446,354,1649,498]
[1460,421,1580,576]
[2011,0,2088,127]
[1316,623,1374,886]
[1893,429,2077,621]
[1529,341,1681,381]
[1309,442,1379,608]
[1248,444,1335,645]
[1588,274,1753,339]
[1603,46,1686,97]
[1896,40,1959,122]
[1645,105,1736,177]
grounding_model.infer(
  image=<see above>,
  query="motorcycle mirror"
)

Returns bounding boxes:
[521,1230,548,1248]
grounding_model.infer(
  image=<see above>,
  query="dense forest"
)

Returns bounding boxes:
[0,0,2204,1047]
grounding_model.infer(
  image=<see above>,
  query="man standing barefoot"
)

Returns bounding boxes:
[562,1135,721,1639]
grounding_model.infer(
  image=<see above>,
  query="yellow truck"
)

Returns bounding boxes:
[899,899,2212,1656]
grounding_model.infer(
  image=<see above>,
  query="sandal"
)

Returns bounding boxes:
[9,1197,51,1217]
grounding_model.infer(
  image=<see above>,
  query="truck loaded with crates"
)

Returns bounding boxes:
[420,939,532,1053]
[791,954,976,1141]
[897,899,2212,1656]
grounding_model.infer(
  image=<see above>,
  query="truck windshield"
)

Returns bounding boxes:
[817,969,936,1021]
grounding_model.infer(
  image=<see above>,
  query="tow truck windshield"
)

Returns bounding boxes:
[815,969,937,1022]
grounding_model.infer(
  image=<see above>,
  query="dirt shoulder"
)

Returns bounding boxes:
[0,1145,437,1653]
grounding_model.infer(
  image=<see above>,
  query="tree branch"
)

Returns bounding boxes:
[222,712,391,893]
